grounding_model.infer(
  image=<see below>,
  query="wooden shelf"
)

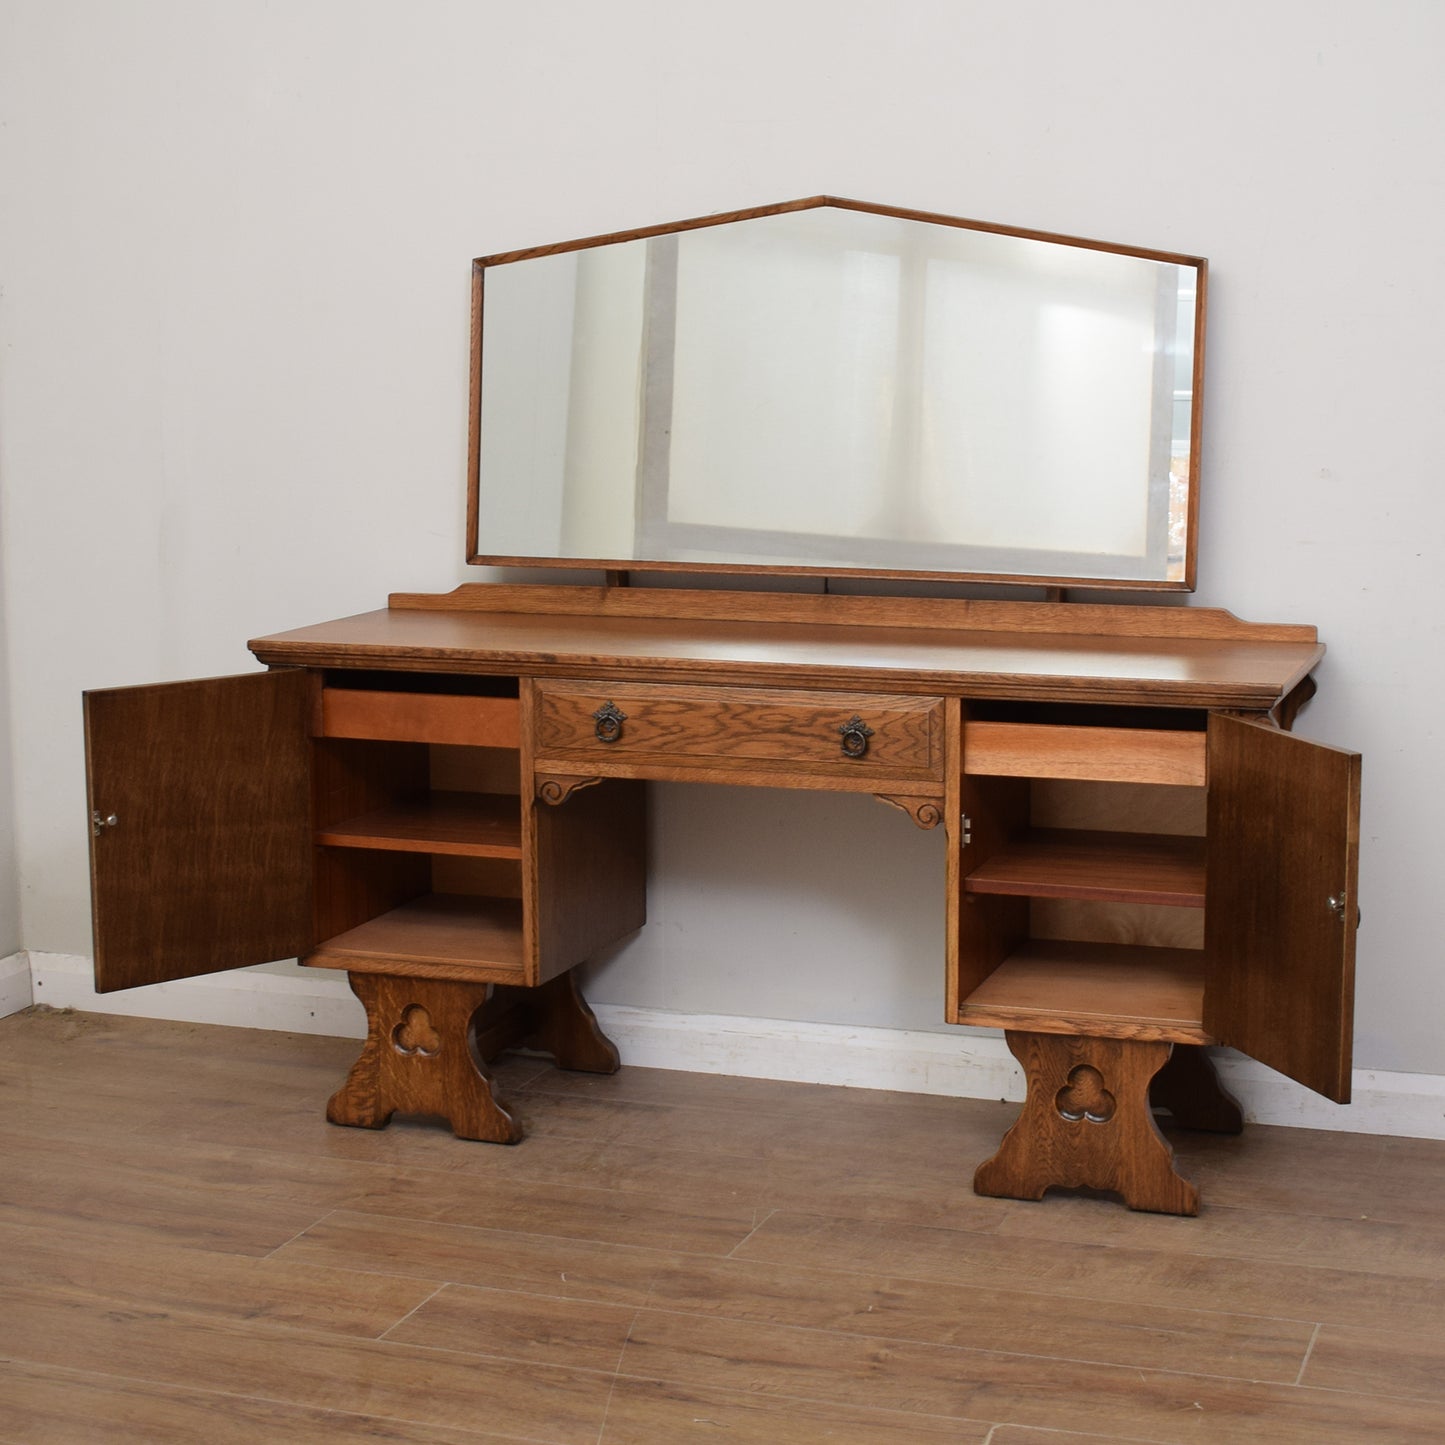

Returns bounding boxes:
[306,894,526,982]
[956,939,1209,1043]
[316,792,522,858]
[964,829,1205,907]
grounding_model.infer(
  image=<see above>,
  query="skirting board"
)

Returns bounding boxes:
[22,950,1445,1141]
[1,952,34,1019]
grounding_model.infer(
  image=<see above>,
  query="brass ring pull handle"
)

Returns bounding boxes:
[838,715,874,759]
[593,701,627,744]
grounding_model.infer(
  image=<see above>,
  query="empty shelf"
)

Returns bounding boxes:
[317,792,522,858]
[956,938,1209,1042]
[964,829,1205,907]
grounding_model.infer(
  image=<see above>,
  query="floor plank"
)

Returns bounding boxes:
[0,1286,611,1443]
[0,1216,435,1339]
[0,1359,515,1445]
[276,1207,673,1306]
[385,1284,637,1371]
[3,1007,1444,1445]
[599,1375,988,1442]
[616,1309,1445,1444]
[1303,1319,1445,1402]
[732,1209,1445,1335]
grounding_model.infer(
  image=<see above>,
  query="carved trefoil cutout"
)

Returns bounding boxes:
[1055,1064,1117,1124]
[392,1004,442,1057]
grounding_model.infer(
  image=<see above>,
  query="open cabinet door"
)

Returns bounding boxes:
[1203,713,1360,1102]
[84,670,313,992]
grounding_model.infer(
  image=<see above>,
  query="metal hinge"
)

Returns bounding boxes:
[961,812,973,846]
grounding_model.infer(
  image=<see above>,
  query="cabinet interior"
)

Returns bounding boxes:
[308,685,528,982]
[953,709,1210,1042]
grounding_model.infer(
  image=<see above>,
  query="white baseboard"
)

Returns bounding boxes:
[28,951,366,1039]
[1,952,34,1018]
[22,951,1445,1140]
[592,1004,1445,1140]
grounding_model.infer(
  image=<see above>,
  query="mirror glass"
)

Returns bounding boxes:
[469,199,1203,589]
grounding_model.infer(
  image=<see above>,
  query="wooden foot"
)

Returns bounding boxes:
[473,970,621,1074]
[327,973,523,1143]
[974,1031,1200,1215]
[1149,1043,1245,1134]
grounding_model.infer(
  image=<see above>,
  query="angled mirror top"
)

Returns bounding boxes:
[468,197,1205,590]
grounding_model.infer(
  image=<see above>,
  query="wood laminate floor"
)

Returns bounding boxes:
[1,1006,1443,1443]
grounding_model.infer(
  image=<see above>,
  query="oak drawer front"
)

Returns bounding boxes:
[321,689,520,748]
[535,682,945,782]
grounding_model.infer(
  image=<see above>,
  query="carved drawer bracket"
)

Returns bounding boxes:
[873,793,944,830]
[537,774,604,805]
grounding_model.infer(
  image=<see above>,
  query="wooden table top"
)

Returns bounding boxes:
[249,587,1323,710]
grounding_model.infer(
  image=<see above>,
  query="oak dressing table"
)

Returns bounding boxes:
[83,200,1360,1214]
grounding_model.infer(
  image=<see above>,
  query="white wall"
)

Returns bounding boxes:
[1,0,1441,1074]
[0,541,20,959]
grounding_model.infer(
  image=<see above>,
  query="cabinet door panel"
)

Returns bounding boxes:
[85,670,312,992]
[1204,713,1359,1102]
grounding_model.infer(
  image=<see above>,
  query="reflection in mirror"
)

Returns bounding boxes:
[470,199,1203,589]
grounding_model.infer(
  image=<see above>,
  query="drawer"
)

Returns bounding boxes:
[321,688,520,748]
[534,681,945,785]
[962,721,1205,786]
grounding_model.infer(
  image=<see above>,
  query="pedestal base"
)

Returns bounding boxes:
[326,969,619,1143]
[974,1031,1201,1215]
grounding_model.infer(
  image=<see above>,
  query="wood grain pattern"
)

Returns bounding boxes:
[249,601,1323,710]
[389,583,1315,642]
[316,791,522,858]
[530,778,647,985]
[311,736,429,832]
[5,1011,1444,1443]
[949,769,1029,1013]
[1303,1321,1445,1401]
[321,688,519,747]
[0,1361,515,1445]
[325,972,523,1142]
[306,894,527,982]
[386,1285,635,1371]
[534,680,944,784]
[964,828,1205,905]
[84,670,312,991]
[472,971,621,1076]
[973,1032,1199,1214]
[522,678,647,987]
[732,1208,1445,1338]
[1204,713,1360,1102]
[956,939,1208,1041]
[311,845,430,947]
[964,719,1207,784]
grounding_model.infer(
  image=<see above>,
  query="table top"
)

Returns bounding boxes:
[249,586,1323,710]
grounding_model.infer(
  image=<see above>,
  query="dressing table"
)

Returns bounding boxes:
[84,199,1360,1214]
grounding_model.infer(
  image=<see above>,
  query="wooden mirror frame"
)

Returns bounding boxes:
[466,196,1206,592]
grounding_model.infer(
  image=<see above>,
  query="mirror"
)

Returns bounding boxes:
[468,197,1204,590]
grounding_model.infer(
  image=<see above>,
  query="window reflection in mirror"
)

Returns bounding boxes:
[470,199,1203,589]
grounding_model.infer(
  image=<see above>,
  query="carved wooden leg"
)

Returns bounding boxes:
[473,970,621,1074]
[974,1031,1200,1215]
[1149,1043,1245,1134]
[327,973,523,1143]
